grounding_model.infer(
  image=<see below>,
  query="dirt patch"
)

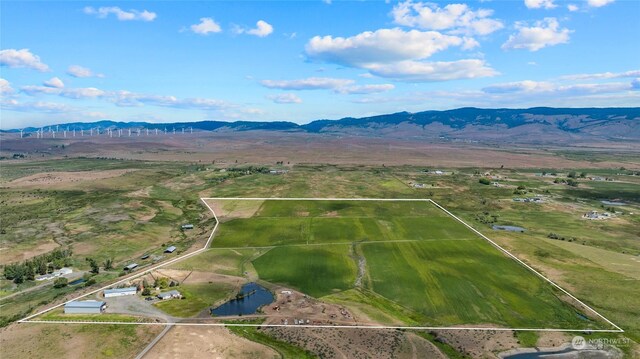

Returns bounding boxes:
[144,325,278,359]
[6,169,138,188]
[128,186,152,198]
[0,322,161,359]
[432,329,520,358]
[1,240,59,265]
[264,326,444,359]
[151,269,245,288]
[207,199,263,221]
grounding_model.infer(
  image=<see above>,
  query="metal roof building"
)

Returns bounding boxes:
[104,286,137,298]
[157,290,182,300]
[124,263,138,271]
[164,246,177,253]
[64,300,106,314]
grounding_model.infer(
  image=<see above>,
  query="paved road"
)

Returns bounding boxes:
[135,323,174,359]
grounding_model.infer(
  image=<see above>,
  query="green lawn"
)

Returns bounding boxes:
[252,245,357,298]
[154,283,236,317]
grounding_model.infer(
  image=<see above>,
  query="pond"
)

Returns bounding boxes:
[69,278,85,286]
[210,282,274,317]
[492,225,526,232]
[601,200,625,206]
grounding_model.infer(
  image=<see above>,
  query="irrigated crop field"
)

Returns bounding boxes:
[207,199,610,330]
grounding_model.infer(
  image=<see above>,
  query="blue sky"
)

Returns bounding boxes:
[1,0,638,129]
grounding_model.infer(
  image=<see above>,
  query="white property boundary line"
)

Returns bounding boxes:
[19,197,623,333]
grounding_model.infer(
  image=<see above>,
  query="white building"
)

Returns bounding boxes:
[104,286,137,298]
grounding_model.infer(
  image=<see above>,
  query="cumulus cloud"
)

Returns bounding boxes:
[0,48,50,72]
[21,85,105,99]
[306,28,468,67]
[525,0,556,9]
[0,78,14,95]
[83,6,156,21]
[336,84,395,94]
[502,18,571,51]
[391,1,504,36]
[236,20,274,37]
[44,77,64,88]
[111,91,231,110]
[190,18,222,35]
[567,4,579,11]
[261,77,355,90]
[267,93,302,104]
[365,59,498,82]
[305,28,495,82]
[67,65,104,78]
[587,0,614,7]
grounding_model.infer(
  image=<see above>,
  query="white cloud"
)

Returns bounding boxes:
[391,1,504,36]
[567,4,579,11]
[267,93,303,104]
[502,18,571,51]
[482,80,633,95]
[67,65,104,78]
[0,49,50,72]
[21,85,105,99]
[0,78,14,95]
[236,20,274,37]
[44,77,64,89]
[364,59,498,82]
[261,77,354,90]
[336,84,395,94]
[587,0,614,7]
[524,0,556,9]
[306,28,495,82]
[61,87,105,99]
[190,17,222,35]
[83,6,156,21]
[111,91,231,110]
[1,99,73,113]
[559,70,640,81]
[306,28,467,67]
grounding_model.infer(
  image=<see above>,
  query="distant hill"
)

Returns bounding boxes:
[5,107,640,144]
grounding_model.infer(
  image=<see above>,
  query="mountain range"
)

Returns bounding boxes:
[6,107,640,144]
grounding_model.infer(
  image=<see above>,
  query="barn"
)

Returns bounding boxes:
[64,300,106,314]
[104,287,137,298]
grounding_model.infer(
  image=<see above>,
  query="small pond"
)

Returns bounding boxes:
[210,282,274,317]
[492,225,526,232]
[601,200,625,206]
[69,278,85,286]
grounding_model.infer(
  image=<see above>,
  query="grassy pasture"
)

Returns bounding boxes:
[253,245,357,298]
[154,282,236,317]
[213,199,610,329]
[362,240,593,328]
[169,248,265,276]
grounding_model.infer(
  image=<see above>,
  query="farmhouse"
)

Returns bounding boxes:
[157,290,182,300]
[181,224,194,230]
[104,286,137,298]
[164,246,177,253]
[64,300,106,314]
[124,263,138,271]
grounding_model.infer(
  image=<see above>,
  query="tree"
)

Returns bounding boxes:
[53,277,68,288]
[153,277,169,289]
[86,258,99,274]
[567,171,577,178]
[142,287,151,296]
[580,172,587,178]
[103,258,113,270]
[478,178,491,185]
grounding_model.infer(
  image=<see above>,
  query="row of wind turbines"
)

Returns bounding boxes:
[17,125,194,139]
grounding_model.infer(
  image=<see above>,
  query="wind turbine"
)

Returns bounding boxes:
[155,128,158,135]
[19,129,24,138]
[128,128,131,137]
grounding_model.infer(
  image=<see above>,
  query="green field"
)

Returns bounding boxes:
[207,199,613,329]
[153,282,237,317]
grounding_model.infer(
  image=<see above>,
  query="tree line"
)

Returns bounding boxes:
[3,248,73,284]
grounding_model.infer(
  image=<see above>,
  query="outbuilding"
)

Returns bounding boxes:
[104,286,137,298]
[157,290,182,300]
[124,263,138,271]
[64,300,106,314]
[181,224,194,230]
[164,246,177,253]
